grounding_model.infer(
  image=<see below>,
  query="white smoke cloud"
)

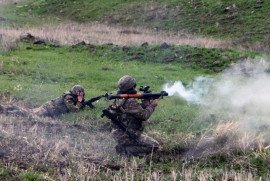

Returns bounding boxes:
[164,57,270,157]
[163,76,214,105]
[206,58,270,125]
[164,57,270,127]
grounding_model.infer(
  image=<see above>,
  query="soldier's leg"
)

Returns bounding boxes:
[124,133,160,156]
[0,105,4,113]
[32,105,51,117]
[0,105,29,117]
[111,128,132,155]
[0,105,18,113]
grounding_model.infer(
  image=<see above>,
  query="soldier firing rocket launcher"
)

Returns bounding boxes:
[105,85,169,101]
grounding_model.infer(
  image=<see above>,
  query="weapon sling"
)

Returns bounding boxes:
[101,109,140,144]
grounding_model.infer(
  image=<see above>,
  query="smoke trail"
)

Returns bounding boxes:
[165,57,270,128]
[163,76,214,105]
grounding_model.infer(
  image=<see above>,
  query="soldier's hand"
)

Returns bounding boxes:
[151,99,159,107]
[142,99,150,106]
[77,92,84,102]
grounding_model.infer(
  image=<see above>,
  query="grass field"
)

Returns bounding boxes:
[1,0,270,180]
[15,0,270,53]
[1,41,270,180]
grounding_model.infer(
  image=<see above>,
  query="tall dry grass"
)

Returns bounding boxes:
[0,22,232,49]
[1,95,270,180]
[2,21,269,52]
[1,115,269,180]
[0,0,26,4]
[195,121,268,155]
[1,1,269,52]
[0,33,17,51]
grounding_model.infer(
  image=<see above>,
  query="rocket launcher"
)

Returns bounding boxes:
[105,85,168,101]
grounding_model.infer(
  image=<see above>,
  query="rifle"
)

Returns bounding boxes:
[83,95,105,108]
[101,109,140,143]
[105,85,168,101]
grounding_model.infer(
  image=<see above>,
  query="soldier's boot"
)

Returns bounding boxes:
[123,133,160,157]
[123,145,154,157]
[115,145,128,155]
[8,110,24,116]
[115,145,122,154]
[0,105,4,113]
[5,105,18,111]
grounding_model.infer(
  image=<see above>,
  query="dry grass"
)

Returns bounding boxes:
[0,22,232,49]
[1,96,270,180]
[1,21,268,52]
[0,0,27,4]
[236,41,270,54]
[1,115,268,180]
[0,33,17,51]
[0,114,117,178]
[188,120,269,159]
[0,1,269,53]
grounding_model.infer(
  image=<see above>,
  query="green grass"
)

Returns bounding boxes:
[2,0,270,179]
[0,43,206,116]
[0,2,60,28]
[14,0,270,48]
[0,43,263,148]
[0,42,250,119]
[1,39,270,181]
[0,166,46,181]
[0,42,263,152]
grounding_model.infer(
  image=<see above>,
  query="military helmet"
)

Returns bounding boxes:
[71,85,85,95]
[118,75,136,91]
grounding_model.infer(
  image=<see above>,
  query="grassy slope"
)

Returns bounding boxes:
[1,42,269,180]
[18,0,270,46]
[1,0,270,180]
[1,43,238,123]
[0,43,204,138]
[0,1,61,29]
[0,43,206,180]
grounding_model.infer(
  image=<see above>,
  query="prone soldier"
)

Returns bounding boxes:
[108,75,160,157]
[0,85,85,118]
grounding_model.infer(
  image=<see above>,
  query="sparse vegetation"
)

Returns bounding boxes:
[1,0,270,180]
[15,0,270,53]
[0,23,232,49]
[0,41,269,180]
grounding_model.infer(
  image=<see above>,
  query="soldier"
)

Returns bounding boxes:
[0,85,85,118]
[108,75,160,157]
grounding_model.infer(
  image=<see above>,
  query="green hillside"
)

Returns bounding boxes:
[1,0,270,180]
[1,41,270,180]
[18,0,270,49]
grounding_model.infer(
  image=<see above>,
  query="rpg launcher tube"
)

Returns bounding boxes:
[105,91,168,101]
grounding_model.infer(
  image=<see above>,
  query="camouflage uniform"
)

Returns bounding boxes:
[0,85,85,118]
[109,75,160,156]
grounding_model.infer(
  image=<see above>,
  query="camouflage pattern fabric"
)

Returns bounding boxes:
[0,92,84,118]
[0,105,29,117]
[109,98,160,156]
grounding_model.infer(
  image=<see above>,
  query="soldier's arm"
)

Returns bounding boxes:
[126,99,155,121]
[64,95,84,112]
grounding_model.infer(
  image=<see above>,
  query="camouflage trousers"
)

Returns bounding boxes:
[112,128,160,156]
[0,105,50,118]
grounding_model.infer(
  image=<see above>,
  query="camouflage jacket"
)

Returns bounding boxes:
[35,91,84,117]
[109,98,155,133]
